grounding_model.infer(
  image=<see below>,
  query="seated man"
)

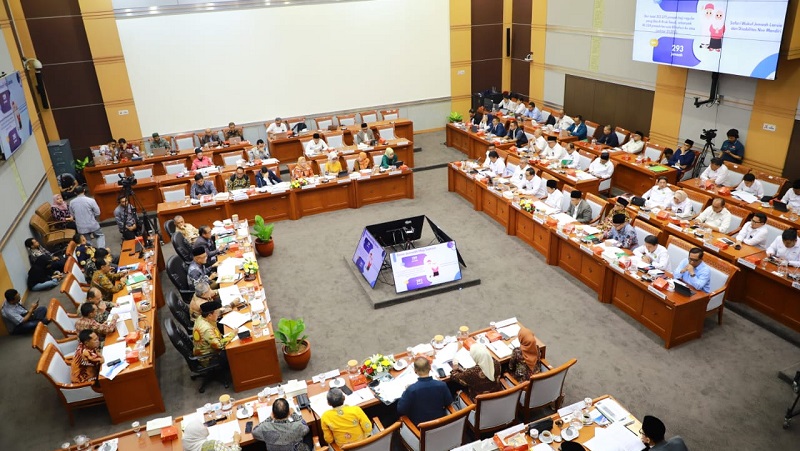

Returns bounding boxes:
[498,93,515,113]
[59,172,80,200]
[304,133,329,157]
[633,235,670,270]
[543,179,563,212]
[253,397,311,451]
[1,289,49,335]
[487,117,505,136]
[195,226,227,265]
[27,255,63,292]
[267,118,288,138]
[659,148,674,165]
[482,150,505,175]
[84,286,112,323]
[522,101,542,122]
[694,198,731,232]
[699,158,729,186]
[117,138,140,159]
[188,247,219,289]
[530,128,547,153]
[734,173,764,199]
[397,358,453,426]
[780,179,800,209]
[226,166,250,191]
[75,302,117,340]
[566,190,592,223]
[191,147,214,171]
[541,136,566,161]
[588,152,614,179]
[224,122,243,141]
[249,139,270,160]
[553,110,574,130]
[596,125,619,147]
[321,388,372,447]
[516,168,547,198]
[91,259,126,303]
[71,330,104,384]
[174,215,199,245]
[766,228,800,267]
[255,166,283,187]
[190,281,217,321]
[513,96,528,116]
[192,300,234,366]
[199,128,222,147]
[620,130,645,154]
[639,415,689,451]
[355,123,375,145]
[190,173,218,199]
[505,121,528,147]
[567,115,587,140]
[325,152,343,175]
[149,132,172,154]
[24,238,65,271]
[735,212,768,249]
[720,128,744,164]
[561,143,579,168]
[642,176,674,209]
[602,213,638,249]
[114,196,140,241]
[667,139,695,178]
[674,247,711,292]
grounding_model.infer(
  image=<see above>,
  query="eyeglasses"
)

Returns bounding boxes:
[689,257,702,263]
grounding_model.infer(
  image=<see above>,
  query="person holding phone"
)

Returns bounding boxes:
[1,289,49,335]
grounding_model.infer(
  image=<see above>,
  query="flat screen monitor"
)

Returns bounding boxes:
[0,71,32,160]
[366,215,425,248]
[390,241,462,294]
[352,228,386,288]
[425,217,466,268]
[631,1,790,80]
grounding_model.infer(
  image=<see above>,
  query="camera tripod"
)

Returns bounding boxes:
[691,139,718,178]
[119,182,163,246]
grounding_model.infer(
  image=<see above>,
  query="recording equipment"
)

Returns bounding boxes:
[700,128,717,142]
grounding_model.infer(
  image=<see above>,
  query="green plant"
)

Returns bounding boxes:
[276,318,307,353]
[251,215,274,242]
[447,111,463,123]
[74,156,90,171]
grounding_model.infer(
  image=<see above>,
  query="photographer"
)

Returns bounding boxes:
[720,128,744,163]
[114,195,140,240]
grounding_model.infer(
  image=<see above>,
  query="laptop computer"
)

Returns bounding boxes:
[337,170,349,178]
[228,136,242,145]
[673,280,694,297]
[272,132,288,140]
[772,200,789,212]
[150,146,169,157]
[394,161,404,167]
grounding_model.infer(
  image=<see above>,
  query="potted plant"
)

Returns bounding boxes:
[251,215,274,257]
[74,156,90,185]
[447,111,463,123]
[276,318,310,370]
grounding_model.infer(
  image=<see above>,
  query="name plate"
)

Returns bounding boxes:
[580,244,593,254]
[705,243,720,252]
[533,216,544,224]
[389,170,402,175]
[270,189,287,195]
[337,179,349,184]
[361,175,371,179]
[793,282,800,291]
[638,211,650,220]
[511,203,521,211]
[771,271,784,277]
[301,184,316,189]
[556,230,568,239]
[737,258,756,270]
[610,264,625,274]
[667,223,682,231]
[648,285,668,300]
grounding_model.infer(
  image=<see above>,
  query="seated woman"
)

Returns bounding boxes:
[50,194,75,229]
[324,152,343,175]
[291,157,314,180]
[353,151,373,171]
[508,327,542,381]
[183,419,242,451]
[380,148,398,169]
[450,343,501,400]
[665,190,694,218]
[255,165,282,187]
[27,255,63,292]
[70,330,104,385]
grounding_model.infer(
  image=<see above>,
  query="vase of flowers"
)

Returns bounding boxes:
[243,259,258,281]
[290,178,309,189]
[519,198,534,212]
[360,354,395,381]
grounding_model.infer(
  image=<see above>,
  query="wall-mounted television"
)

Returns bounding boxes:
[632,1,790,80]
[0,72,32,160]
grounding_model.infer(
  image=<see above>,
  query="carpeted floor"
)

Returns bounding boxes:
[2,131,799,450]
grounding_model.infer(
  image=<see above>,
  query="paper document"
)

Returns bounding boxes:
[346,387,376,406]
[732,190,758,204]
[487,340,512,358]
[497,323,521,338]
[100,360,129,380]
[102,342,127,363]
[583,421,642,451]
[411,342,434,356]
[453,347,476,368]
[181,412,203,431]
[309,391,333,417]
[532,201,558,215]
[595,398,631,423]
[207,421,241,444]
[115,319,129,338]
[220,311,249,330]
[582,225,601,235]
[217,285,242,306]
[433,342,459,364]
[495,317,518,328]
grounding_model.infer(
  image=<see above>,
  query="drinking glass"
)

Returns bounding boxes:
[489,321,497,331]
[138,348,148,365]
[60,442,70,450]
[529,428,539,442]
[132,421,141,437]
[183,195,190,206]
[277,385,285,398]
[406,347,414,365]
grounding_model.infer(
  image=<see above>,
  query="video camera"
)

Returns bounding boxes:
[700,128,717,142]
[117,173,138,189]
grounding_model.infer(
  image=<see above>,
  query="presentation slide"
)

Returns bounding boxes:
[632,1,789,80]
[0,72,32,160]
[352,229,386,288]
[390,242,462,294]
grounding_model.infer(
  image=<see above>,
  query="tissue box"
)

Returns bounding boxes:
[125,332,140,345]
[656,210,669,220]
[485,330,502,342]
[146,416,173,437]
[545,217,558,227]
[718,186,731,196]
[125,350,140,363]
[713,239,730,250]
[652,277,669,290]
[160,426,178,442]
[745,255,763,265]
[462,337,477,350]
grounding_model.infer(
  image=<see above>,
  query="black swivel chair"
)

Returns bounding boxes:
[163,317,229,393]
[163,219,176,237]
[172,232,193,264]
[166,255,195,302]
[166,290,193,334]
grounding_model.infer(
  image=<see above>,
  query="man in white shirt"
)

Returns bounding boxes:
[735,173,764,199]
[542,136,566,161]
[694,198,732,233]
[513,96,528,116]
[482,150,505,176]
[266,117,288,137]
[588,152,614,179]
[620,131,645,154]
[561,143,579,168]
[735,212,768,249]
[543,179,563,212]
[511,157,531,182]
[633,235,670,270]
[642,176,673,209]
[780,179,800,210]
[553,110,574,131]
[304,133,329,157]
[499,94,515,113]
[699,158,729,186]
[530,128,547,153]
[516,168,547,198]
[766,228,800,267]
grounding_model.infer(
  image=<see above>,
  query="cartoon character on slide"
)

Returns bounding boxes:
[700,4,725,52]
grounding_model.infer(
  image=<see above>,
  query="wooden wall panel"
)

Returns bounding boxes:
[25,16,92,63]
[471,24,503,61]
[472,0,503,25]
[472,60,503,94]
[782,120,800,181]
[19,0,81,17]
[512,0,532,23]
[53,106,111,157]
[471,0,504,94]
[565,75,654,138]
[39,63,104,108]
[510,59,530,97]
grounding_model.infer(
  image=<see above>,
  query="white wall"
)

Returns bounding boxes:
[116,0,451,134]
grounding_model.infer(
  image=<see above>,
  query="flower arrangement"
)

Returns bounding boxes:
[519,198,534,212]
[360,354,395,380]
[290,178,309,189]
[243,259,259,275]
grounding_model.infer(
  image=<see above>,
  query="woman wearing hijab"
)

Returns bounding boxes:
[291,157,314,181]
[183,419,242,451]
[508,327,542,381]
[51,193,75,229]
[450,343,502,399]
[353,151,372,171]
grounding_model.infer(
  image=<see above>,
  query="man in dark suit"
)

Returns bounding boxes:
[566,190,593,224]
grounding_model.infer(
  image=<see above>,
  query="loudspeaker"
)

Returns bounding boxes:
[506,28,511,57]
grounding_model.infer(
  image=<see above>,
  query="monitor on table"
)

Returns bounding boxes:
[390,241,462,294]
[352,228,386,288]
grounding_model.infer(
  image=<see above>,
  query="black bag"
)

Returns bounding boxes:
[528,417,554,432]
[292,122,308,134]
[631,196,646,207]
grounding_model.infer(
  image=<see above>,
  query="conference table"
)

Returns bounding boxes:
[157,168,414,242]
[445,123,516,160]
[572,142,679,195]
[729,252,800,332]
[99,239,167,424]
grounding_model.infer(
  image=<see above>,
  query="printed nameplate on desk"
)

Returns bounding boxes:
[705,243,720,252]
[792,282,800,291]
[771,271,784,277]
[511,203,521,211]
[556,230,569,239]
[389,170,402,176]
[580,244,592,254]
[301,184,316,189]
[271,190,287,195]
[610,264,625,274]
[638,211,650,220]
[667,223,682,231]
[737,258,756,270]
[648,285,668,300]
[533,215,544,224]
[337,179,349,184]
[361,175,371,179]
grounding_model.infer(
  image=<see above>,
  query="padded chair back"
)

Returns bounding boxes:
[360,111,378,124]
[46,299,77,336]
[598,177,612,193]
[419,406,473,451]
[66,256,87,285]
[643,144,663,162]
[160,185,188,203]
[473,379,528,432]
[577,151,593,171]
[539,110,551,124]
[37,345,104,405]
[172,232,193,263]
[163,161,188,175]
[315,116,334,130]
[167,290,193,333]
[524,359,576,408]
[164,317,196,367]
[748,170,786,198]
[341,421,400,451]
[174,133,196,150]
[376,126,396,141]
[560,188,573,214]
[61,274,87,309]
[724,204,750,235]
[222,151,245,167]
[380,109,399,121]
[614,127,631,146]
[33,322,78,359]
[344,155,359,172]
[723,162,749,187]
[585,120,598,141]
[163,219,176,237]
[682,189,712,218]
[167,255,192,292]
[337,114,357,126]
[665,236,692,273]
[762,218,785,250]
[286,117,305,132]
[130,164,154,180]
[324,131,345,149]
[101,169,126,185]
[65,241,77,260]
[631,218,662,248]
[372,154,383,168]
[585,193,608,223]
[36,202,54,222]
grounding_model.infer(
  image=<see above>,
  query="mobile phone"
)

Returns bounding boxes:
[245,421,253,434]
[203,419,217,427]
[340,385,353,395]
[436,368,446,378]
[106,358,122,367]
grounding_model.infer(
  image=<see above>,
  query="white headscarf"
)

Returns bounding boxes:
[469,343,496,381]
[182,419,209,451]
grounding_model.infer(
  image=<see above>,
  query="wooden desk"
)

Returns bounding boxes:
[445,123,515,160]
[475,180,513,229]
[610,154,678,195]
[521,123,580,144]
[507,206,559,265]
[555,234,612,300]
[658,223,762,263]
[93,178,161,221]
[535,162,602,195]
[730,253,800,332]
[99,240,167,424]
[447,163,480,209]
[573,141,610,157]
[353,171,415,208]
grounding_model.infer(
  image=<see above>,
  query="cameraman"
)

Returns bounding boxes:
[114,195,140,240]
[720,128,744,163]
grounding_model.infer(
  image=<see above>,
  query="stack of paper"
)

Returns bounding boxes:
[533,201,557,215]
[487,340,512,358]
[595,398,631,423]
[220,311,249,330]
[207,421,240,444]
[145,416,172,436]
[732,190,758,204]
[411,343,434,356]
[582,225,601,235]
[453,347,476,368]
[217,286,242,306]
[497,323,520,338]
[231,191,249,201]
[181,412,204,431]
[102,342,127,363]
[552,212,578,225]
[583,421,642,451]
[214,192,230,202]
